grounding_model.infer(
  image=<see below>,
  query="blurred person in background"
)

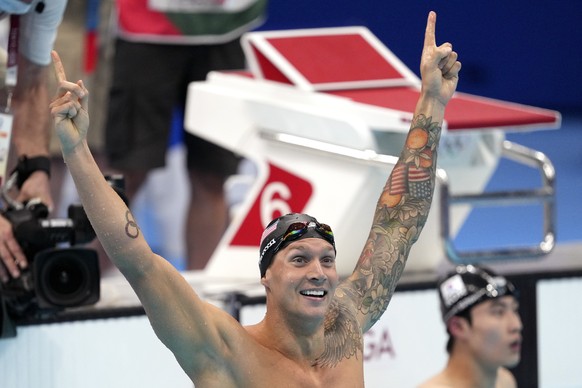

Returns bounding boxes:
[419,264,522,388]
[103,0,268,270]
[0,0,67,283]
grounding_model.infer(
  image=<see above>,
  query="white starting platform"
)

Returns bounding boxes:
[184,26,561,282]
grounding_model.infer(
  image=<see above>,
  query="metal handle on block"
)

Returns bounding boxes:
[260,131,556,264]
[440,140,556,264]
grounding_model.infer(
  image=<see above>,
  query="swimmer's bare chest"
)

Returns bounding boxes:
[191,352,365,388]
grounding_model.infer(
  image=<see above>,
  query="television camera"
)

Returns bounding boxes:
[0,172,125,338]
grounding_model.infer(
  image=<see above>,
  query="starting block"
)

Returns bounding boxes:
[184,26,560,282]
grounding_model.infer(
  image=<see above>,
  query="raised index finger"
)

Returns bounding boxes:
[51,50,67,84]
[424,11,437,48]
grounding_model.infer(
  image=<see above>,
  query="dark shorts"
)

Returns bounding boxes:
[104,38,244,178]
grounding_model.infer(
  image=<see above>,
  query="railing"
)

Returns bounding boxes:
[440,140,556,263]
[260,131,556,264]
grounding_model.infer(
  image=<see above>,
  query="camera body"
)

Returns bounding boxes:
[0,201,100,335]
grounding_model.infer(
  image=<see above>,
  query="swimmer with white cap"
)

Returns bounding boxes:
[419,265,522,388]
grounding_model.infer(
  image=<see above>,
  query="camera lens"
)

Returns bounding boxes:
[46,259,87,296]
[34,248,100,308]
[40,252,90,306]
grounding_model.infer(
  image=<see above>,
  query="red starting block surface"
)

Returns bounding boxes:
[241,26,561,131]
[328,88,560,131]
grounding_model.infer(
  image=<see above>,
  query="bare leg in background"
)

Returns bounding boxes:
[186,169,229,270]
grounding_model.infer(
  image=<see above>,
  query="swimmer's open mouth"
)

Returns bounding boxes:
[300,290,327,298]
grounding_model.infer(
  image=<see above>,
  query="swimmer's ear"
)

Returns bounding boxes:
[260,273,270,289]
[448,316,469,339]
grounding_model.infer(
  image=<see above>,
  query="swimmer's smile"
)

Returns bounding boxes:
[300,289,327,298]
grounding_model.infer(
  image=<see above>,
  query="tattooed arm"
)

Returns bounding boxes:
[49,51,249,378]
[334,11,462,333]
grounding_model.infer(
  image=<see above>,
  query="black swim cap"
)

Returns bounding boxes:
[438,265,517,322]
[258,213,336,278]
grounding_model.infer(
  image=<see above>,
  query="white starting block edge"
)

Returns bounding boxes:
[188,70,418,150]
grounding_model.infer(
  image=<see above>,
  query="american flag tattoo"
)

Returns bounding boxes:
[388,163,409,195]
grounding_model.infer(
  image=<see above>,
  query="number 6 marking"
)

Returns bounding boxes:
[260,182,291,227]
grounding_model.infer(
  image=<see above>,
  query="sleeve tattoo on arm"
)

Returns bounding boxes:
[341,114,442,327]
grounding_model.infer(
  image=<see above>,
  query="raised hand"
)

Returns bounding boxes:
[420,11,462,107]
[49,50,90,154]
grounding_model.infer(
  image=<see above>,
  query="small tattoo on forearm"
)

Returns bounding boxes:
[124,210,140,239]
